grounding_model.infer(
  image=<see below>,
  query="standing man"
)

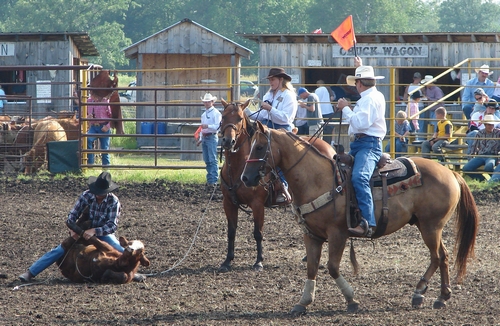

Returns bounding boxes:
[0,83,7,115]
[296,87,323,137]
[315,80,335,145]
[336,58,386,237]
[462,64,495,120]
[199,93,222,187]
[420,75,444,128]
[87,93,112,166]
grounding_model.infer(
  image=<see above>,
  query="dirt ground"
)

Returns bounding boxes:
[0,177,499,325]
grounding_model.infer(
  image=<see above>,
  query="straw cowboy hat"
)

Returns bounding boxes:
[263,67,292,81]
[201,93,217,102]
[346,66,384,86]
[88,171,119,196]
[483,114,497,125]
[421,75,435,84]
[475,64,494,76]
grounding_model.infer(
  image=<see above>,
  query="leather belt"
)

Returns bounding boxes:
[354,133,369,139]
[92,122,108,126]
[202,133,215,137]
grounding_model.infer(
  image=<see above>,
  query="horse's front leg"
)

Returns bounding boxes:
[219,201,238,273]
[291,234,323,317]
[327,233,358,312]
[252,206,265,272]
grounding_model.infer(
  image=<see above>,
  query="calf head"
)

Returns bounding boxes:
[118,236,150,271]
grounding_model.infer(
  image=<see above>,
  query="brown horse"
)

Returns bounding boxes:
[218,99,335,272]
[241,121,479,314]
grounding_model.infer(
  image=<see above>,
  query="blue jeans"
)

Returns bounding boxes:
[87,125,111,165]
[462,156,497,181]
[350,136,382,227]
[489,163,500,183]
[202,134,219,184]
[384,138,407,158]
[465,130,479,155]
[462,104,473,120]
[28,234,124,277]
[421,139,448,159]
[261,119,292,132]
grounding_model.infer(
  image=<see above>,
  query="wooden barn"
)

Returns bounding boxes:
[240,32,500,103]
[123,18,253,148]
[0,32,98,117]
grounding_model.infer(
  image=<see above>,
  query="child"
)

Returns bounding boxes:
[421,107,453,159]
[385,110,411,157]
[407,91,423,140]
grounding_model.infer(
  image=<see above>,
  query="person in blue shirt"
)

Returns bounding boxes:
[462,65,495,120]
[0,83,7,115]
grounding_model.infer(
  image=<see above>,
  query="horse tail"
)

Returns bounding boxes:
[452,171,479,283]
[349,239,359,276]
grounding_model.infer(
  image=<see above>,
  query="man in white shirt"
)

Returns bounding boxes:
[336,59,386,237]
[315,80,335,144]
[200,93,222,186]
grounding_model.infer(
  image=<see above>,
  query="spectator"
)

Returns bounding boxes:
[385,110,410,158]
[421,107,452,159]
[448,68,462,103]
[315,80,335,145]
[462,115,500,181]
[296,87,323,137]
[403,72,424,102]
[0,83,6,115]
[462,64,495,120]
[492,75,500,102]
[19,172,145,283]
[420,75,444,123]
[336,57,386,237]
[470,87,490,116]
[407,91,423,139]
[466,99,500,155]
[489,160,500,183]
[87,93,112,166]
[199,93,222,187]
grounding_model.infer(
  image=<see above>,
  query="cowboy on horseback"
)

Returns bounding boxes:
[335,57,386,237]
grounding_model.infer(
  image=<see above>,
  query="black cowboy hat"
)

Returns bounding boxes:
[264,67,292,81]
[486,99,499,109]
[88,172,119,196]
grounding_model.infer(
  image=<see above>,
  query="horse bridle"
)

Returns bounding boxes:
[221,103,251,153]
[244,128,278,186]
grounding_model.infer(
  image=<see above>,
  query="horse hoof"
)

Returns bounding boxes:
[218,264,231,273]
[347,301,359,313]
[433,300,446,309]
[412,294,425,308]
[290,304,307,317]
[253,262,263,272]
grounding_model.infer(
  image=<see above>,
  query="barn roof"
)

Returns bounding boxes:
[124,18,253,59]
[239,32,500,44]
[0,32,99,56]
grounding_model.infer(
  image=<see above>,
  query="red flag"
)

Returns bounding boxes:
[312,28,323,34]
[330,15,356,51]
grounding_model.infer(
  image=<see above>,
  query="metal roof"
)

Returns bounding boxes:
[0,32,99,56]
[238,32,500,44]
[124,18,253,59]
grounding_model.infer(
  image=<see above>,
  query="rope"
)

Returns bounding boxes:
[144,184,218,277]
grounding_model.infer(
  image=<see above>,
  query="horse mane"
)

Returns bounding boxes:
[282,130,332,161]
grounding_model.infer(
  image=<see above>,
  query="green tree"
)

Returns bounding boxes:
[437,0,500,32]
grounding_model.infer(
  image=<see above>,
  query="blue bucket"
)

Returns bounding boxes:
[141,122,154,134]
[156,122,167,134]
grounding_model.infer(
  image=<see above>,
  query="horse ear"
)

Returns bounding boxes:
[256,120,265,133]
[242,99,250,109]
[221,98,228,107]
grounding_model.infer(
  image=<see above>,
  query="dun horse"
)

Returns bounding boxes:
[241,122,479,314]
[218,99,334,272]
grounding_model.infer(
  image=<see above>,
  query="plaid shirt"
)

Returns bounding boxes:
[471,128,500,156]
[67,190,121,236]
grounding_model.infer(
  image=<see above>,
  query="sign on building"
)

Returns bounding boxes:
[333,44,429,58]
[0,43,15,56]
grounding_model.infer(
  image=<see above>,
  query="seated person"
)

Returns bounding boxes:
[462,115,500,181]
[466,99,500,155]
[407,91,423,139]
[470,88,489,117]
[421,107,452,159]
[385,110,410,158]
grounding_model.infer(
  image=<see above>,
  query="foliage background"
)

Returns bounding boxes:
[1,0,500,70]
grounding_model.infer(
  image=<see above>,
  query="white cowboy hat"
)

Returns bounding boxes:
[346,66,384,86]
[483,114,497,125]
[201,93,217,102]
[475,64,494,76]
[421,75,435,84]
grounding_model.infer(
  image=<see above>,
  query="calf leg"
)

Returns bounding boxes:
[101,269,131,284]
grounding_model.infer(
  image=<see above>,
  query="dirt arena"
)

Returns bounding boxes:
[0,177,498,325]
